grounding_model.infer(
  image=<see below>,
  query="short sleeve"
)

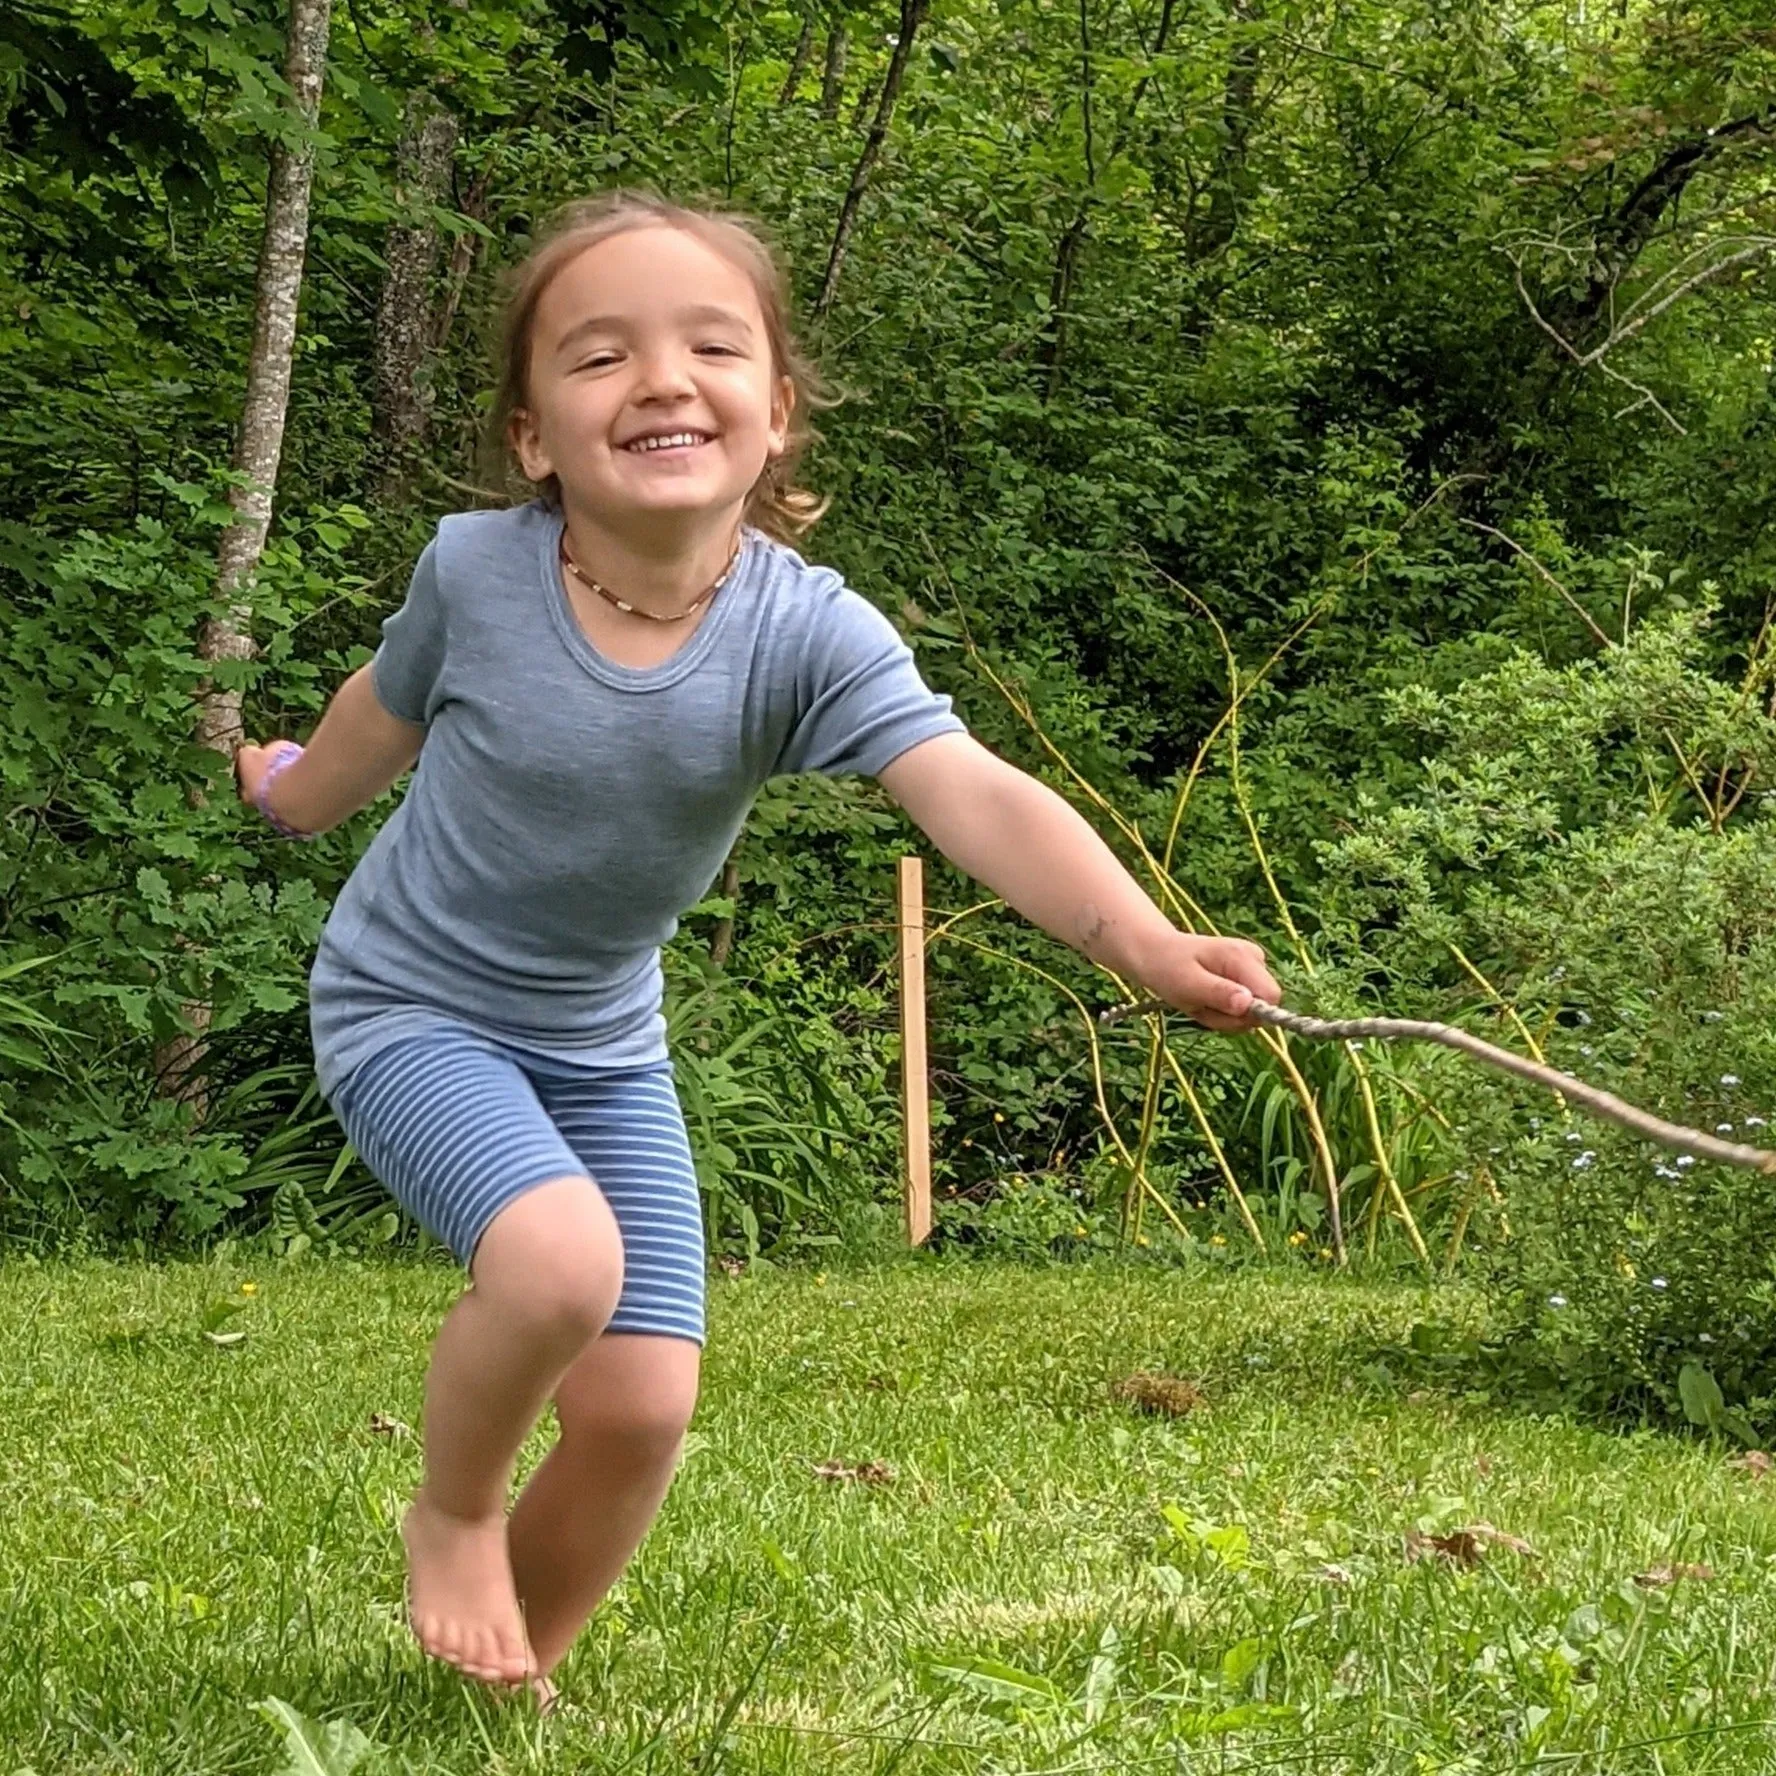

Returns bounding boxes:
[370,540,447,726]
[774,579,965,778]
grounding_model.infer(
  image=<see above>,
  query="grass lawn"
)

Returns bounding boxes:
[2,1255,1773,1774]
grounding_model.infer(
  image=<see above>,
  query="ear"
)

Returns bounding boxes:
[765,375,795,459]
[509,408,553,484]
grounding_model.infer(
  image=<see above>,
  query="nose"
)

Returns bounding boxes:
[631,345,698,404]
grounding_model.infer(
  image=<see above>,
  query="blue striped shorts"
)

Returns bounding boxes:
[326,1022,706,1344]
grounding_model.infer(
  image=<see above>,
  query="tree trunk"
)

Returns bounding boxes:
[1187,0,1262,265]
[1037,0,1179,392]
[372,93,459,502]
[430,168,491,360]
[819,23,847,118]
[1545,109,1775,347]
[708,848,742,969]
[1040,212,1089,398]
[157,0,333,1113]
[779,14,815,103]
[817,0,929,314]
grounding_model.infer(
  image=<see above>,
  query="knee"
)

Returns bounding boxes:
[517,1253,625,1351]
[558,1371,700,1462]
[473,1177,624,1349]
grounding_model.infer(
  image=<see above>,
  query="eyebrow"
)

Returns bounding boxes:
[553,305,757,355]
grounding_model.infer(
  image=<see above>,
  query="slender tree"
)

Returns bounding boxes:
[372,93,460,501]
[817,0,929,314]
[779,12,816,103]
[819,19,848,118]
[158,0,333,1110]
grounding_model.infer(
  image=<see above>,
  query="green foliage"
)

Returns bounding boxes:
[1322,604,1776,1427]
[8,0,1776,1426]
[665,963,889,1261]
[0,480,378,1242]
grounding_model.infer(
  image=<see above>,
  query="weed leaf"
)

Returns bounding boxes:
[255,1698,375,1776]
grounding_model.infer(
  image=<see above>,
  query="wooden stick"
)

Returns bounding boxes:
[1101,999,1776,1175]
[898,856,933,1244]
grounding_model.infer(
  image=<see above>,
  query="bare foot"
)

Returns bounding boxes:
[401,1496,535,1685]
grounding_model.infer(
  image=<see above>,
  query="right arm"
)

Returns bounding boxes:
[235,664,425,836]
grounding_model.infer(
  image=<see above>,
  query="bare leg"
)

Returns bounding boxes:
[508,1332,702,1677]
[403,1176,624,1686]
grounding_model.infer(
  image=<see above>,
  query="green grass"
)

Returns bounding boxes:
[2,1256,1774,1773]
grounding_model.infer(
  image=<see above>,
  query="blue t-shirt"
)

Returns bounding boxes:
[307,502,964,1098]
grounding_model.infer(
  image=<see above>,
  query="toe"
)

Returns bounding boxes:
[431,1619,468,1668]
[466,1626,512,1684]
[496,1627,534,1683]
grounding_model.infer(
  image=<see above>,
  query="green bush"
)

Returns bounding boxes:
[1321,597,1776,1428]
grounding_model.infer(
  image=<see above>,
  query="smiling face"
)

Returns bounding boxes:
[509,223,793,540]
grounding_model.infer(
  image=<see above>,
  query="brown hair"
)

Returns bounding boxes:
[483,191,831,543]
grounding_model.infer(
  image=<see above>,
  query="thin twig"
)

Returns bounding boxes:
[1459,519,1615,649]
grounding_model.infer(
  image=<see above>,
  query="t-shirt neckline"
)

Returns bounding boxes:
[536,503,757,693]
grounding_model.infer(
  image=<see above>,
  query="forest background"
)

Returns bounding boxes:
[4,0,1776,1429]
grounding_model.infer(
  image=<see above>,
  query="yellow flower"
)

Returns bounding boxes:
[993,1112,1005,1124]
[1210,1234,1227,1248]
[1073,1225,1088,1239]
[1136,1234,1150,1248]
[814,1273,827,1287]
[1319,1247,1334,1261]
[1288,1231,1308,1247]
[239,1282,258,1296]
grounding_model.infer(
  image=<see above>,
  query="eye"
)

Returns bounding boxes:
[695,342,743,357]
[572,350,622,372]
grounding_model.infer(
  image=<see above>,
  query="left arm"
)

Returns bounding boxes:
[879,733,1279,1032]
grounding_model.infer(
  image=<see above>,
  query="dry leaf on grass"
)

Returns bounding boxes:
[1728,1451,1772,1478]
[1110,1373,1204,1417]
[1633,1562,1714,1588]
[1404,1522,1537,1567]
[367,1412,412,1438]
[812,1459,895,1485]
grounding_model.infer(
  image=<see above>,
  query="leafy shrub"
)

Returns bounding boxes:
[0,482,379,1243]
[1322,597,1776,1428]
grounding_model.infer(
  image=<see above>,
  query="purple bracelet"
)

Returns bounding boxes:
[253,740,318,840]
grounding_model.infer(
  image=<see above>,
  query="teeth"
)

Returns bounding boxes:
[628,432,706,452]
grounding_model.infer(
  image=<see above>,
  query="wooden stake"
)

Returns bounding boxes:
[898,855,932,1245]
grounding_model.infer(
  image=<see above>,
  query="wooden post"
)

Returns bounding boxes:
[898,855,932,1245]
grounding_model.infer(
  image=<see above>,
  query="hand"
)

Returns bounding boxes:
[233,739,290,811]
[1137,932,1281,1033]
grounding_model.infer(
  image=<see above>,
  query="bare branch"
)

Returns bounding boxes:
[1459,518,1616,649]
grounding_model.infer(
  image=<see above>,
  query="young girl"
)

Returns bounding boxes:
[234,192,1280,1696]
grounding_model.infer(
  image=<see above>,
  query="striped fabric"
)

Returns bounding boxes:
[328,1023,706,1344]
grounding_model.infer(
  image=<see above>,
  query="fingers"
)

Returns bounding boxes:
[1194,962,1256,1020]
[1209,937,1281,1008]
[233,742,258,802]
[1180,937,1281,1033]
